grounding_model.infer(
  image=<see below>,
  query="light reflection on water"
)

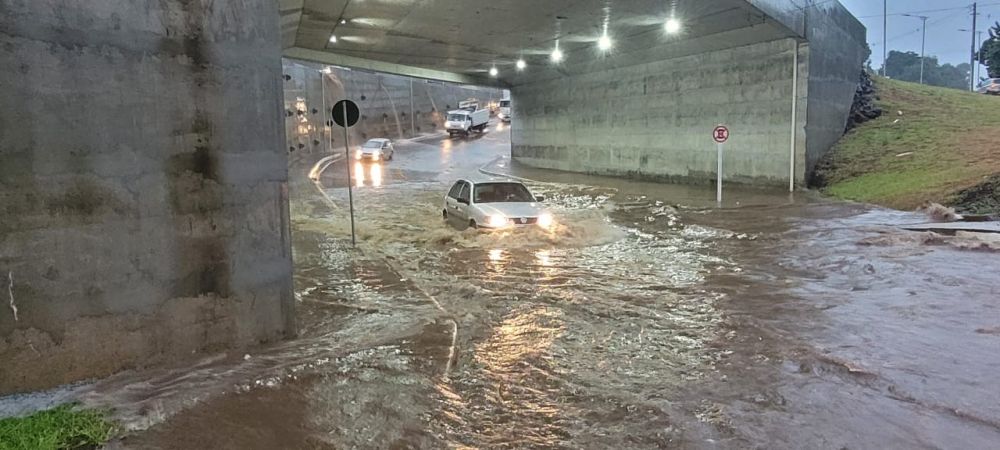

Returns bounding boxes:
[354,162,383,187]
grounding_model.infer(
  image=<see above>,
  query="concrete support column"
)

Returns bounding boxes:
[0,0,293,394]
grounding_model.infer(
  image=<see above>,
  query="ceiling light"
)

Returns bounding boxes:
[329,35,337,43]
[516,59,526,70]
[665,18,681,34]
[489,67,498,77]
[551,47,564,63]
[598,34,612,51]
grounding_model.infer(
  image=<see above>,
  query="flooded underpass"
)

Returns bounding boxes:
[6,124,998,449]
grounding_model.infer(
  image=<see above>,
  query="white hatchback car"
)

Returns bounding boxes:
[355,138,395,161]
[443,178,553,230]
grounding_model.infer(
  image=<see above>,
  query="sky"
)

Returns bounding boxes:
[838,0,999,69]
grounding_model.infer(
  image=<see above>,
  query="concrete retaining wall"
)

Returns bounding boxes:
[803,1,868,172]
[511,38,809,186]
[282,59,503,158]
[510,1,866,188]
[0,0,293,394]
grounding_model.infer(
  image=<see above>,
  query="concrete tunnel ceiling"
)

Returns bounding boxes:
[280,0,809,86]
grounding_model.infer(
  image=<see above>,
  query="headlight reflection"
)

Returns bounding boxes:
[370,163,382,187]
[354,162,364,187]
[353,162,383,187]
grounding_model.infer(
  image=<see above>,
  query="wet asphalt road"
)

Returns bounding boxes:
[11,120,1000,449]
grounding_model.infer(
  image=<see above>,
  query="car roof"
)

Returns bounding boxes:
[365,138,390,143]
[456,175,523,185]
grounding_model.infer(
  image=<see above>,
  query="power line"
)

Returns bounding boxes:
[857,1,1000,19]
[869,8,972,48]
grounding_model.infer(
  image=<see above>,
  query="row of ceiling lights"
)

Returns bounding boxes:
[487,17,682,77]
[329,16,683,78]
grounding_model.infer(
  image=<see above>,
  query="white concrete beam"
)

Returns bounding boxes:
[283,47,507,88]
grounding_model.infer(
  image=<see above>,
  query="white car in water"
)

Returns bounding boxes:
[355,138,394,161]
[443,177,554,230]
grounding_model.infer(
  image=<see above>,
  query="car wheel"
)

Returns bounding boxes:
[442,209,448,220]
[469,219,478,229]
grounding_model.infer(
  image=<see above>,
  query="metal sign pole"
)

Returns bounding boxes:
[717,142,723,205]
[320,71,328,154]
[342,101,357,247]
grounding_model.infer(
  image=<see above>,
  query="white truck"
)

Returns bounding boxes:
[497,98,511,122]
[446,100,489,136]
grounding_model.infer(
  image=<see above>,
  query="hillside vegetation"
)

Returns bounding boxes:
[814,77,1000,213]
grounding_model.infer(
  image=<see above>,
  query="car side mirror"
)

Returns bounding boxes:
[535,195,545,202]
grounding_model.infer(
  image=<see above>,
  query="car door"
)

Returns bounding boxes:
[383,141,393,158]
[456,182,472,220]
[445,181,463,220]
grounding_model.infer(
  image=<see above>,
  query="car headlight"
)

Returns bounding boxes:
[537,213,554,228]
[372,150,380,161]
[355,150,362,160]
[487,214,508,228]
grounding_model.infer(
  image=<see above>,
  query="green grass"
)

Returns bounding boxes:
[816,77,1000,210]
[0,404,116,450]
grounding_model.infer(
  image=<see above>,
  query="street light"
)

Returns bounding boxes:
[664,17,681,34]
[551,46,564,63]
[882,0,887,77]
[598,34,612,51]
[901,14,929,84]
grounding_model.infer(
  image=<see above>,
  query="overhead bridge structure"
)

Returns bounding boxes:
[0,0,863,393]
[281,0,867,186]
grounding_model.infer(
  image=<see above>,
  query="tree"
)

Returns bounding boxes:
[880,50,970,90]
[978,22,1000,78]
[935,63,973,90]
[883,50,922,81]
[862,42,875,73]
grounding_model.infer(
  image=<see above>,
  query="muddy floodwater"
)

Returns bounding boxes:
[3,126,999,449]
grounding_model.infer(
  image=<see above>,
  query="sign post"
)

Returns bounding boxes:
[332,99,361,246]
[712,125,729,205]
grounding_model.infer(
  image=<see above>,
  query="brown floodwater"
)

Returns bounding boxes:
[3,131,998,449]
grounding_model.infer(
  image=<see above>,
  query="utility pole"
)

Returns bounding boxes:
[883,0,888,76]
[977,30,985,83]
[960,29,986,84]
[903,14,929,84]
[971,2,979,91]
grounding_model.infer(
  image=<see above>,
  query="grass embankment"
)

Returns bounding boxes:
[0,404,116,450]
[815,77,1000,212]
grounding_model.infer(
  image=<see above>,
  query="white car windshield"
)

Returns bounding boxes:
[363,141,382,149]
[474,183,534,203]
[447,114,467,122]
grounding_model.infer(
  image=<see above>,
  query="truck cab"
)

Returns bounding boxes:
[497,99,511,122]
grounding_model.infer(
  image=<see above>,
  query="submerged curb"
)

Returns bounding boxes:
[477,156,535,183]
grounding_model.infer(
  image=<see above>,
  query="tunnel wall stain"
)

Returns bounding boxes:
[0,0,293,394]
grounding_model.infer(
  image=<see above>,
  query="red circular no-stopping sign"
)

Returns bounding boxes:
[713,125,729,143]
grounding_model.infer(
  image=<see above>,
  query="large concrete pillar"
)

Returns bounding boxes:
[0,0,294,393]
